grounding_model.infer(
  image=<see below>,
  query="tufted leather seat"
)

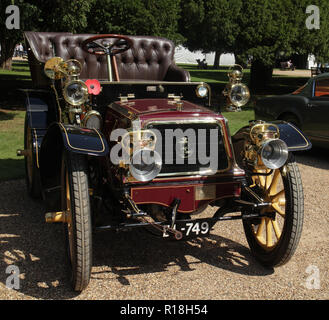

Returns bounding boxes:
[24,32,190,87]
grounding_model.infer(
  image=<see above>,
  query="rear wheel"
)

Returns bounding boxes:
[61,152,92,292]
[243,154,304,267]
[24,114,41,198]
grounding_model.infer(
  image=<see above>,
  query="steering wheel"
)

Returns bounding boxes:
[81,34,133,56]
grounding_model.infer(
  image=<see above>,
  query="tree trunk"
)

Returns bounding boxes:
[213,50,221,69]
[1,57,13,70]
[250,60,273,92]
[0,40,15,70]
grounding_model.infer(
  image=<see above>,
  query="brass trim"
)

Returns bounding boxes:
[119,93,136,103]
[51,84,62,121]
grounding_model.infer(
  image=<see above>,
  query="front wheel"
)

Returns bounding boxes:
[61,152,92,291]
[243,154,304,267]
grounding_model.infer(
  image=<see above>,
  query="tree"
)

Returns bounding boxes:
[0,0,39,69]
[293,0,329,65]
[179,0,242,68]
[86,0,183,43]
[33,0,94,33]
[234,0,297,90]
[235,0,329,90]
[0,0,93,70]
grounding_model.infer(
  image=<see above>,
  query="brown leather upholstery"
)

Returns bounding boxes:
[24,32,190,87]
[25,32,72,87]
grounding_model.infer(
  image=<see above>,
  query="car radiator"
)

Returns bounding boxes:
[147,122,229,177]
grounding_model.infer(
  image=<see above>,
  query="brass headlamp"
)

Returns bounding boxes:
[44,57,89,113]
[223,64,250,111]
[119,129,162,182]
[245,121,289,170]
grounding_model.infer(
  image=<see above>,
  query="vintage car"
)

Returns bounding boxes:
[255,73,329,148]
[19,32,311,292]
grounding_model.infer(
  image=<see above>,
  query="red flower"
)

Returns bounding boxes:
[85,79,101,95]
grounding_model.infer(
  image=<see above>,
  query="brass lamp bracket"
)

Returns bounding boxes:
[168,93,182,101]
[119,93,135,103]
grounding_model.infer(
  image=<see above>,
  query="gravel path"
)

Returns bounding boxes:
[272,69,312,77]
[0,148,328,300]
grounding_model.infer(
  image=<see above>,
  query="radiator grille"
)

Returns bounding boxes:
[147,122,229,176]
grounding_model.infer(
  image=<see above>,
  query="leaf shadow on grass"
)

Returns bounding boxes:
[0,159,25,182]
[0,87,28,110]
[0,110,16,121]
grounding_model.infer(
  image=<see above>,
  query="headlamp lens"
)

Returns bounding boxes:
[229,83,250,107]
[63,80,88,106]
[260,139,289,169]
[196,85,208,98]
[129,148,162,182]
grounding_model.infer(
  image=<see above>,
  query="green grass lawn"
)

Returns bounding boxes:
[222,107,254,134]
[178,64,251,84]
[0,109,25,181]
[0,60,31,80]
[0,60,30,181]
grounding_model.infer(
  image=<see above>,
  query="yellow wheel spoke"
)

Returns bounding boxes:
[256,218,265,239]
[272,203,285,217]
[272,219,282,240]
[278,198,286,206]
[251,168,287,251]
[271,189,285,203]
[258,175,266,188]
[269,169,280,195]
[266,218,273,247]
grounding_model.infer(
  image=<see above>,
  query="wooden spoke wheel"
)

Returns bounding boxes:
[243,154,304,267]
[61,152,92,292]
[24,114,41,198]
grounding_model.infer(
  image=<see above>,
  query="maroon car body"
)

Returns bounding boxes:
[103,97,244,213]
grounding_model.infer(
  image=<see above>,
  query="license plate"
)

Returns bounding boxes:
[163,219,212,238]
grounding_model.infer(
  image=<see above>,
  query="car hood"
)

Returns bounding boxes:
[113,98,223,122]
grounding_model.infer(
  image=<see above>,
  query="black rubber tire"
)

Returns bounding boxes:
[61,152,92,292]
[24,114,42,198]
[243,154,304,267]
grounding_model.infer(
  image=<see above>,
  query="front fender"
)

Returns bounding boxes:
[39,123,109,210]
[40,122,109,175]
[274,121,312,151]
[56,123,109,156]
[232,120,312,167]
[233,121,311,152]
